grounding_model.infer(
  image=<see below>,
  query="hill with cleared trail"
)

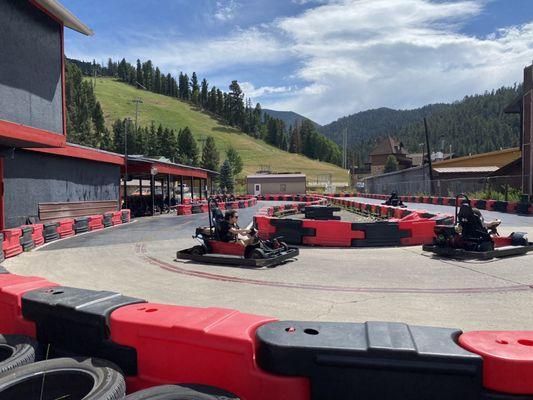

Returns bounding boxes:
[92,77,348,182]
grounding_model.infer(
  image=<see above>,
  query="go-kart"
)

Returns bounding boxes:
[423,194,533,260]
[176,200,299,267]
[382,192,406,208]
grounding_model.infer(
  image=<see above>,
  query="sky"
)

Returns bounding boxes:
[63,0,533,125]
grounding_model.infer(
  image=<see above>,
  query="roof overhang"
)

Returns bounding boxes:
[0,119,66,148]
[32,0,93,35]
[26,142,125,165]
[126,157,216,179]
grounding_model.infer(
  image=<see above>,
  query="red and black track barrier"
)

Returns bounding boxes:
[1,271,532,399]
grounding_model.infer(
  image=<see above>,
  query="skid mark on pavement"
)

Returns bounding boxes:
[135,242,533,295]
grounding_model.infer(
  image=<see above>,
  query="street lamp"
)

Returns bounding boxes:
[123,117,131,209]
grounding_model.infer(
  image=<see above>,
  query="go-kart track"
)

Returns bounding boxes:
[3,199,532,332]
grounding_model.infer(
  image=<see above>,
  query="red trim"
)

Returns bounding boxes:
[127,161,208,179]
[27,144,125,166]
[0,120,65,148]
[0,158,4,230]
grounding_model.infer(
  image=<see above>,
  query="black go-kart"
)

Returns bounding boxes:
[382,192,406,208]
[423,194,533,260]
[176,199,299,267]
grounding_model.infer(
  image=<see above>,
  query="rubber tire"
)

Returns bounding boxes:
[0,357,125,400]
[510,232,528,246]
[124,384,239,399]
[250,248,265,259]
[0,335,38,375]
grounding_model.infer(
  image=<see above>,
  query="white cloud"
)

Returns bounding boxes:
[214,0,239,22]
[240,81,294,98]
[262,0,533,123]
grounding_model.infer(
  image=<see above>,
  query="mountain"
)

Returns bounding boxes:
[319,87,521,166]
[263,109,321,131]
[91,77,348,181]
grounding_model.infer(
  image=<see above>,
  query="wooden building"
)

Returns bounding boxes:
[369,137,412,175]
[246,174,306,195]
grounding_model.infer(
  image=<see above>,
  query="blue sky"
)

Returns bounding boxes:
[63,0,533,124]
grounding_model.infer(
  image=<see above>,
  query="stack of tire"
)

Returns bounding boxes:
[103,212,113,228]
[74,217,90,234]
[43,222,60,243]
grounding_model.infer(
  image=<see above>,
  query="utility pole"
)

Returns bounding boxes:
[123,118,131,209]
[132,98,143,132]
[343,128,347,170]
[424,117,434,195]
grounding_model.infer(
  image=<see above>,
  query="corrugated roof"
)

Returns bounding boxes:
[33,0,93,35]
[434,166,499,174]
[246,174,306,179]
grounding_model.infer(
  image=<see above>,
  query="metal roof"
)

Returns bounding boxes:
[246,174,306,179]
[433,166,499,174]
[33,0,93,36]
[127,155,219,175]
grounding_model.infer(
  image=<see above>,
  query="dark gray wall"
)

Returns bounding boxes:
[364,165,431,195]
[0,0,63,134]
[3,150,119,228]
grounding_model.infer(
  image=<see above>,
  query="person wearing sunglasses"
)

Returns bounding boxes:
[219,210,254,246]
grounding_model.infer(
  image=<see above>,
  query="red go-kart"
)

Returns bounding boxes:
[176,200,299,267]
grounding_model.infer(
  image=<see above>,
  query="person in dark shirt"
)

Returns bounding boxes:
[218,210,253,246]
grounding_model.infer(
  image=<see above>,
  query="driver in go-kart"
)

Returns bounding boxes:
[218,210,255,246]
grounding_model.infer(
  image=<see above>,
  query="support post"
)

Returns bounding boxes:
[190,177,194,200]
[180,176,184,204]
[150,175,155,216]
[424,117,434,195]
[166,174,171,210]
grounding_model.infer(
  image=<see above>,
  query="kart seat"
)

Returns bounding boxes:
[211,207,225,240]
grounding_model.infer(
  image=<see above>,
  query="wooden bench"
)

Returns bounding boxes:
[38,200,118,222]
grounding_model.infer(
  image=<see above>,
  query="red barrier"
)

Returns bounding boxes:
[88,215,104,231]
[21,224,44,247]
[398,213,436,245]
[302,220,364,247]
[109,304,309,399]
[112,211,123,225]
[201,204,209,213]
[432,197,439,205]
[230,201,239,209]
[441,197,450,206]
[183,198,191,205]
[485,200,495,211]
[507,202,518,213]
[177,205,192,215]
[254,216,276,240]
[58,219,75,238]
[1,228,23,258]
[460,331,533,395]
[0,274,58,336]
[218,203,226,210]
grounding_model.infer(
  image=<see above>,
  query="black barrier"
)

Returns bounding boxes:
[74,217,89,234]
[304,206,341,221]
[21,286,145,375]
[238,201,245,209]
[191,204,203,214]
[257,320,483,400]
[476,200,487,210]
[20,226,35,251]
[103,213,113,228]
[43,222,60,242]
[492,201,508,213]
[270,219,316,245]
[351,222,410,247]
[121,210,129,223]
[517,202,531,215]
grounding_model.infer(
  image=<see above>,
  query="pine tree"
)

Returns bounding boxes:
[225,146,243,176]
[384,155,399,173]
[136,59,143,87]
[219,160,234,193]
[200,78,209,108]
[228,80,244,127]
[191,72,200,104]
[178,127,198,165]
[154,67,161,93]
[201,136,220,171]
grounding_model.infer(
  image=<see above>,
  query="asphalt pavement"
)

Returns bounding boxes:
[3,200,533,331]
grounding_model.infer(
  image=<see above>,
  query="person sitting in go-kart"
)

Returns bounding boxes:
[218,210,255,246]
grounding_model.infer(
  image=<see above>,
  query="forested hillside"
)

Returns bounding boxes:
[320,87,522,166]
[262,109,321,131]
[68,58,341,167]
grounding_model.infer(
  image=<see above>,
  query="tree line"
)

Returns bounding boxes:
[67,57,343,166]
[319,86,522,167]
[65,61,243,185]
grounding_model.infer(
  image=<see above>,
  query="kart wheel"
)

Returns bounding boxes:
[477,241,494,252]
[190,246,206,256]
[250,249,266,259]
[510,232,528,246]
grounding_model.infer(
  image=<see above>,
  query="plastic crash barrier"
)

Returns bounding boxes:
[103,212,113,227]
[1,228,23,258]
[254,211,437,247]
[354,192,532,216]
[304,205,341,220]
[19,226,35,251]
[0,234,4,264]
[43,222,60,242]
[122,209,131,223]
[112,211,123,226]
[74,217,90,234]
[29,224,44,246]
[2,272,533,399]
[88,215,104,231]
[57,219,75,238]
